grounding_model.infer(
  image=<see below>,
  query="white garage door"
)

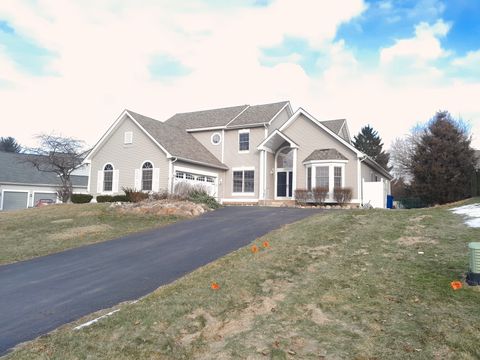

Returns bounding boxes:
[33,192,57,206]
[2,191,29,211]
[173,171,217,196]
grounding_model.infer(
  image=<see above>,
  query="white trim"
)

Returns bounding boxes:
[174,157,228,170]
[0,181,87,188]
[87,162,92,193]
[225,105,250,127]
[274,146,295,200]
[267,102,291,126]
[259,150,265,200]
[221,129,225,163]
[303,159,348,165]
[1,189,30,211]
[211,132,222,146]
[32,191,58,206]
[306,163,346,201]
[232,166,255,171]
[168,159,174,193]
[257,129,299,151]
[141,160,154,168]
[292,148,297,199]
[231,192,255,196]
[221,198,259,203]
[140,160,155,191]
[175,165,218,178]
[186,126,226,132]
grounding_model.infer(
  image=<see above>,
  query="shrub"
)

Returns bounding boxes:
[71,194,93,204]
[189,190,220,209]
[312,186,329,204]
[173,182,209,200]
[122,187,149,203]
[294,189,309,205]
[333,187,353,204]
[112,195,130,202]
[150,190,169,201]
[96,195,113,203]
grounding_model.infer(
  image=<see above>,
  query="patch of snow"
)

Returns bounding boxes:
[450,204,480,228]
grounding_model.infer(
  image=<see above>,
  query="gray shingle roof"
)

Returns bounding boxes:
[164,105,248,129]
[227,101,289,127]
[321,119,345,135]
[303,149,348,162]
[127,110,228,169]
[0,151,88,186]
[165,101,289,130]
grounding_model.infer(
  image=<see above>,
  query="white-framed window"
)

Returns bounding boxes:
[206,176,215,183]
[103,164,114,191]
[211,132,222,145]
[238,129,250,152]
[142,161,153,191]
[185,173,195,180]
[233,170,254,193]
[175,171,185,179]
[124,131,133,144]
[196,175,206,182]
[315,166,329,188]
[304,162,346,200]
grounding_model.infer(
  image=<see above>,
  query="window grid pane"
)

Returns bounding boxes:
[315,166,329,188]
[334,166,342,188]
[233,171,243,192]
[239,133,249,151]
[104,171,113,191]
[244,171,254,193]
[142,169,153,191]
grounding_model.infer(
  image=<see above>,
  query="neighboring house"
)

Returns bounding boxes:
[85,101,392,206]
[0,151,88,211]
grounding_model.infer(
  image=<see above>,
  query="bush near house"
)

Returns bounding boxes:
[333,187,353,204]
[294,189,309,205]
[312,186,329,204]
[71,194,93,204]
[122,187,149,203]
[188,190,220,209]
[96,195,114,203]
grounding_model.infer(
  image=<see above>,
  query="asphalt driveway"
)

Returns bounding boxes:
[0,206,319,355]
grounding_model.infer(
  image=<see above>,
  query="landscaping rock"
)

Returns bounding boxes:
[110,199,210,218]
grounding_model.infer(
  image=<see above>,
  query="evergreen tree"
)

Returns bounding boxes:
[353,125,390,170]
[411,111,475,205]
[0,136,22,152]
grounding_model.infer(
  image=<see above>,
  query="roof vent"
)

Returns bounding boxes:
[466,242,480,285]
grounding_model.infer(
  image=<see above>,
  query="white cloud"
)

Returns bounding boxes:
[380,20,451,65]
[452,49,480,69]
[0,0,479,155]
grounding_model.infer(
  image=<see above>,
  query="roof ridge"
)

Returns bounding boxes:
[173,104,248,116]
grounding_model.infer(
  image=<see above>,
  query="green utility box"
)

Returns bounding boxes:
[467,242,480,285]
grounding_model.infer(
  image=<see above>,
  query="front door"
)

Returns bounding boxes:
[277,171,293,198]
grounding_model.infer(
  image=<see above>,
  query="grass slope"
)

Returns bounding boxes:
[4,203,480,359]
[0,203,179,265]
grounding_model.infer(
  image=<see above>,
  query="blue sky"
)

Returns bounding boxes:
[0,0,479,149]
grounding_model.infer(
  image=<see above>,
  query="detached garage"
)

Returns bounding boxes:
[0,151,88,211]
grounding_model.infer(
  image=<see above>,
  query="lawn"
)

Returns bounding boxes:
[4,201,480,359]
[0,203,180,265]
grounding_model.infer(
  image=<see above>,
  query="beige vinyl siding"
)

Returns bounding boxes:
[361,162,385,183]
[90,116,169,195]
[222,127,265,199]
[190,131,223,161]
[268,107,292,134]
[282,114,359,199]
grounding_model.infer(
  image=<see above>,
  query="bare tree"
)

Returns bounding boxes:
[23,134,89,203]
[389,130,421,182]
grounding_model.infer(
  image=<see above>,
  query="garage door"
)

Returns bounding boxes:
[173,171,217,196]
[2,191,29,211]
[33,192,57,206]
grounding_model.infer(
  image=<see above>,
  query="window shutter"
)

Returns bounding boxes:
[97,170,104,193]
[112,170,120,193]
[152,168,160,191]
[134,169,141,190]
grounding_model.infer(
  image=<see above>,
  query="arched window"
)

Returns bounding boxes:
[142,162,153,191]
[103,164,114,191]
[276,147,294,169]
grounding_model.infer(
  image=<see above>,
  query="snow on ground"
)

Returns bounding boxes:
[451,204,480,228]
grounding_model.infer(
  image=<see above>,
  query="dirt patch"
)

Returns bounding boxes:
[111,200,209,217]
[397,236,438,246]
[49,225,113,241]
[410,215,432,222]
[306,304,331,325]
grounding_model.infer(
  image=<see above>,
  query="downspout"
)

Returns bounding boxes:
[169,157,178,193]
